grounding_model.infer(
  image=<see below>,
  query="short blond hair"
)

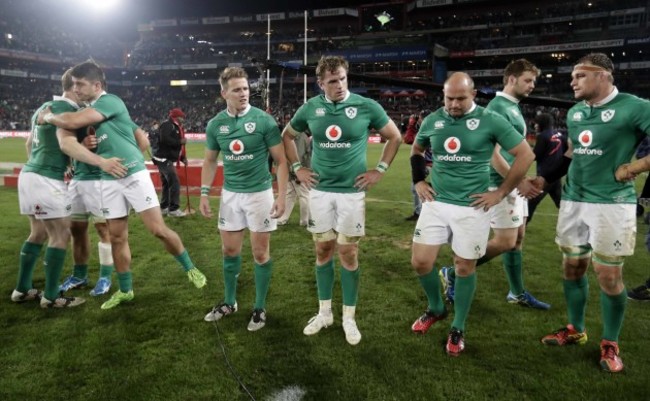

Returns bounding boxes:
[61,68,74,91]
[219,67,248,91]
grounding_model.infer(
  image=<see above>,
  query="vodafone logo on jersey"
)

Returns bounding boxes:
[573,130,603,155]
[320,125,351,149]
[578,130,593,147]
[444,137,461,154]
[325,125,342,141]
[229,139,245,155]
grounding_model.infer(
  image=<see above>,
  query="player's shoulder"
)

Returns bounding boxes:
[206,111,227,129]
[613,92,649,106]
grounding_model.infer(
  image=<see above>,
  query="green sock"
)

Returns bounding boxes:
[44,247,67,300]
[600,290,627,342]
[117,271,133,293]
[340,266,360,306]
[16,241,43,292]
[502,250,524,295]
[563,276,589,333]
[73,264,88,279]
[174,250,195,272]
[451,273,477,332]
[223,255,241,306]
[418,269,445,315]
[99,264,114,279]
[253,260,273,310]
[315,259,334,301]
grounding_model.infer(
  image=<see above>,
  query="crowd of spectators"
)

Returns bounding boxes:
[0,0,645,135]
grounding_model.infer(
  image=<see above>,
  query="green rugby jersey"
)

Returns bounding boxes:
[90,93,146,180]
[564,90,650,204]
[415,104,524,207]
[486,92,527,187]
[22,97,77,180]
[290,92,390,193]
[205,105,281,193]
[73,118,139,181]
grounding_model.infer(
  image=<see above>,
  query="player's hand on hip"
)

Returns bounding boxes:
[296,168,318,189]
[199,197,212,218]
[415,180,436,202]
[355,169,382,191]
[517,177,543,199]
[469,189,504,211]
[99,158,127,178]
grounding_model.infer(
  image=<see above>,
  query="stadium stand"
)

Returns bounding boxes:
[0,0,648,134]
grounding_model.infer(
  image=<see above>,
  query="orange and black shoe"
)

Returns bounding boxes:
[541,324,588,346]
[446,328,465,357]
[411,308,448,334]
[600,340,624,373]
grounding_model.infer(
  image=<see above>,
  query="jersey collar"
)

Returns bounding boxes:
[90,91,108,106]
[587,87,618,107]
[495,91,520,104]
[52,95,80,109]
[324,91,351,103]
[226,104,252,117]
[444,102,477,118]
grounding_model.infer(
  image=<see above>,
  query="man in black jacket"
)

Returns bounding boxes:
[154,108,187,217]
[527,113,565,224]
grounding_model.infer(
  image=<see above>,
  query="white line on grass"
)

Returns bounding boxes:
[267,385,306,401]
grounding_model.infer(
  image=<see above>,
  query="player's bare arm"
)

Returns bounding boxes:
[39,106,105,130]
[133,127,150,153]
[199,148,219,218]
[354,119,402,191]
[282,123,318,188]
[268,143,288,218]
[470,140,534,210]
[57,128,126,178]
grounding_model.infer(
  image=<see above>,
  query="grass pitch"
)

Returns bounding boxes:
[0,138,648,401]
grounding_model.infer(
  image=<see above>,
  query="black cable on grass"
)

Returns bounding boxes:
[210,319,257,401]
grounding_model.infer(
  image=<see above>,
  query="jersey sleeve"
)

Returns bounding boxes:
[414,116,433,148]
[205,118,221,151]
[491,114,524,151]
[367,98,391,131]
[92,95,127,120]
[263,114,282,148]
[290,103,310,133]
[632,98,650,136]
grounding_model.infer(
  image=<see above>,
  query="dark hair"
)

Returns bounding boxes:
[503,59,540,85]
[534,113,554,132]
[70,59,106,86]
[576,53,614,73]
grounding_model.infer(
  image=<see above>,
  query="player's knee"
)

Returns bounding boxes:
[337,233,361,245]
[592,252,625,267]
[312,229,337,243]
[560,245,591,260]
